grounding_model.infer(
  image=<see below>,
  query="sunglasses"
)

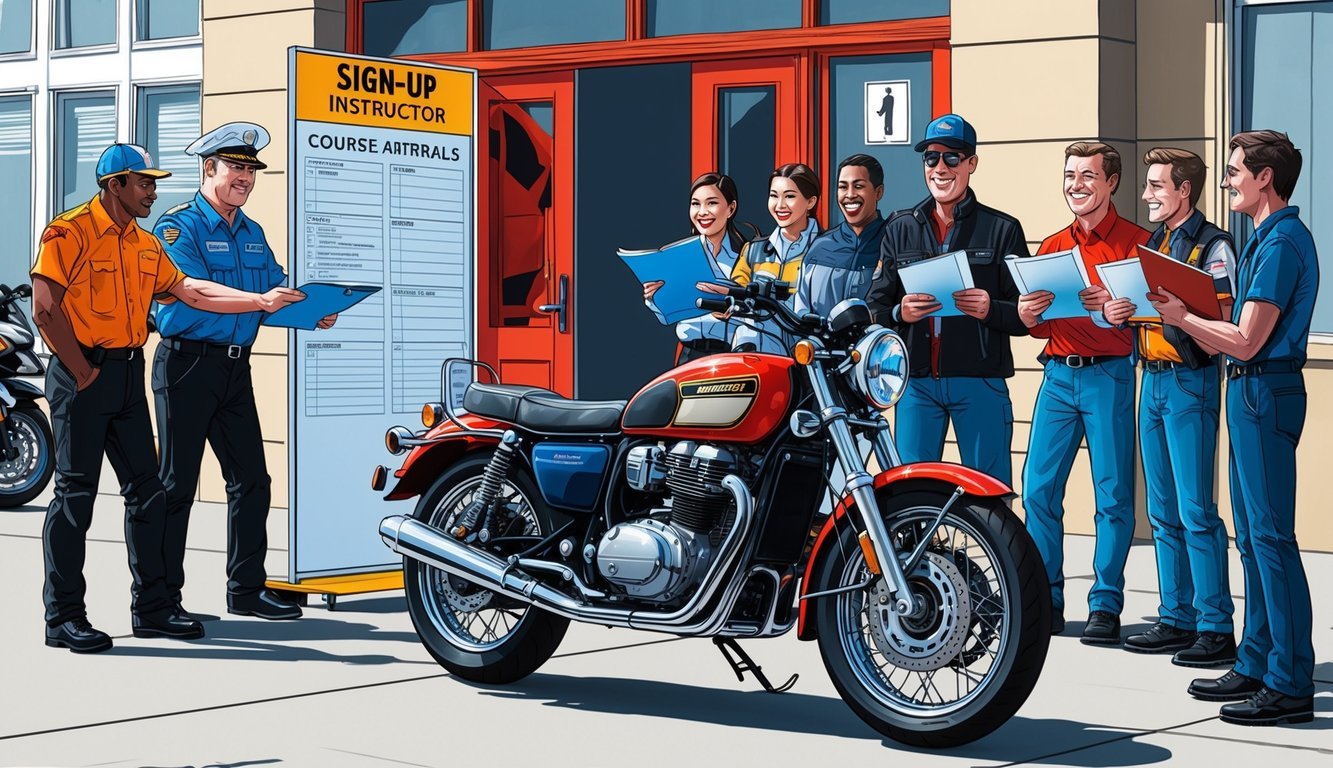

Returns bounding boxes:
[923,151,970,168]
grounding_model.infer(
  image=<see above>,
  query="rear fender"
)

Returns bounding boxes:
[383,414,504,501]
[796,462,1014,641]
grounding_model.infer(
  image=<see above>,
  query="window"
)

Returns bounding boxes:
[136,0,199,41]
[135,84,200,218]
[646,0,801,37]
[0,96,33,295]
[718,87,776,232]
[54,0,117,49]
[820,0,949,25]
[1241,1,1333,333]
[364,0,466,56]
[484,0,623,50]
[0,0,33,55]
[55,91,116,213]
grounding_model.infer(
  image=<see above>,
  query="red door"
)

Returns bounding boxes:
[476,73,575,395]
[692,57,805,226]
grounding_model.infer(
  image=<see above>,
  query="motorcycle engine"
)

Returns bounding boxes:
[597,442,738,602]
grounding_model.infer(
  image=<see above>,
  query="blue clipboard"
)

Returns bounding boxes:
[261,282,381,330]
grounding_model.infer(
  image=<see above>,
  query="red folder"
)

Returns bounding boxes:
[1136,245,1225,321]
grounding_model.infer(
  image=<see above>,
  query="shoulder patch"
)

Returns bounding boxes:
[161,228,181,245]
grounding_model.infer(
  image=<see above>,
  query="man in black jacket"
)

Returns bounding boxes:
[866,114,1029,484]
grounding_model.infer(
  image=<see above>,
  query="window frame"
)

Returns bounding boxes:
[0,0,37,60]
[130,80,202,212]
[50,0,121,55]
[51,87,119,215]
[131,0,202,48]
[0,92,36,290]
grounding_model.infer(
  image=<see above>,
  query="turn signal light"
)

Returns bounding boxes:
[370,465,388,491]
[792,340,816,365]
[385,426,413,455]
[421,402,445,428]
[858,531,882,575]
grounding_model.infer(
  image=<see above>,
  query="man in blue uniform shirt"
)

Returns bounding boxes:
[796,154,886,319]
[1151,130,1317,726]
[153,122,337,621]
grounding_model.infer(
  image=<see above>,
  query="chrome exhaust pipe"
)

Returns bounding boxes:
[380,474,754,633]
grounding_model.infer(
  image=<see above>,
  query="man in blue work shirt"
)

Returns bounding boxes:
[1151,130,1317,726]
[153,123,337,621]
[796,154,886,319]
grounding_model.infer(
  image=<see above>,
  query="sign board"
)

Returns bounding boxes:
[288,48,476,578]
[864,79,910,146]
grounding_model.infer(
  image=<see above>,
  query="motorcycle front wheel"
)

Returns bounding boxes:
[0,405,54,508]
[403,451,569,685]
[812,487,1050,747]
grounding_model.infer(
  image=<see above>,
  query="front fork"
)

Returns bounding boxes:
[805,361,917,615]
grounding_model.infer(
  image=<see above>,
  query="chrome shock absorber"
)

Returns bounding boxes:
[453,430,521,539]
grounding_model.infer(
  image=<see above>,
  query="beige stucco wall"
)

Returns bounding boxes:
[177,0,345,508]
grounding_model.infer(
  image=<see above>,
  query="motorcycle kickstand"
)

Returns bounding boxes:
[711,637,798,694]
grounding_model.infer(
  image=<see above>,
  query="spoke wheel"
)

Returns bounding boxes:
[403,451,568,684]
[813,488,1050,747]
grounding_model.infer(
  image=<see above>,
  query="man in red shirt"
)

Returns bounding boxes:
[1017,141,1150,645]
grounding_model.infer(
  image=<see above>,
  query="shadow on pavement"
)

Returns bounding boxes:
[473,672,1174,764]
[105,617,433,666]
[321,595,407,614]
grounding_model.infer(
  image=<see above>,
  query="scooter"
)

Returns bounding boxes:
[0,284,54,508]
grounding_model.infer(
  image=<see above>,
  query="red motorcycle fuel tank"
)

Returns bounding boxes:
[621,353,795,444]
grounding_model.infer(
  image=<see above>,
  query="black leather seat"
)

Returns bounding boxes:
[463,382,626,433]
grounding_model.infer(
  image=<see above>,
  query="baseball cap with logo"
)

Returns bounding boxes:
[96,143,172,182]
[914,114,978,153]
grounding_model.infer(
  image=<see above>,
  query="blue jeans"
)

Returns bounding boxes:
[1227,372,1313,698]
[896,376,1014,486]
[1140,366,1233,633]
[1022,357,1136,615]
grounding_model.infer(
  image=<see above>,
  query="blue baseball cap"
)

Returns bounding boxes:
[914,114,977,153]
[96,143,171,182]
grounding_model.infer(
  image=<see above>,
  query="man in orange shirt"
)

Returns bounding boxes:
[1017,141,1150,644]
[31,144,303,653]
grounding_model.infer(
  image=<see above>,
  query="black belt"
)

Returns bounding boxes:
[80,345,139,364]
[162,337,250,359]
[1226,360,1302,379]
[1043,354,1129,369]
[682,338,729,353]
[1140,359,1180,372]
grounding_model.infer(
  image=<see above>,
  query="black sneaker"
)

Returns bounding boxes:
[45,618,113,654]
[1173,631,1237,668]
[1124,622,1195,654]
[1081,611,1121,646]
[1219,687,1314,726]
[1188,669,1263,702]
[1051,607,1066,636]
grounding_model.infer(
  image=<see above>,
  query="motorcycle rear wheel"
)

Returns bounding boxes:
[812,488,1050,747]
[0,406,54,508]
[404,451,569,684]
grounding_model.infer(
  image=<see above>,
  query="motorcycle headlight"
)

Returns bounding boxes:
[850,328,909,410]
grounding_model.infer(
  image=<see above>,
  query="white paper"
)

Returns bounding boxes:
[1095,258,1159,320]
[1005,247,1092,320]
[897,250,975,317]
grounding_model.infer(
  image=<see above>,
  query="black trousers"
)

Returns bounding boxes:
[43,353,173,624]
[153,343,272,599]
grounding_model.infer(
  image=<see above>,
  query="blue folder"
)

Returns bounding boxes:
[618,237,722,325]
[261,282,381,330]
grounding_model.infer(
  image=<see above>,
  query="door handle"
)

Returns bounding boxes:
[537,274,569,333]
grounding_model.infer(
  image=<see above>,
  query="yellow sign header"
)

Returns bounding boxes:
[294,50,474,136]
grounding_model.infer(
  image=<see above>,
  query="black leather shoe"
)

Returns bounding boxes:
[228,590,302,620]
[1051,608,1066,636]
[45,618,113,654]
[1124,622,1195,654]
[1188,669,1263,702]
[1219,687,1314,726]
[132,608,205,639]
[1081,611,1121,646]
[1173,631,1237,668]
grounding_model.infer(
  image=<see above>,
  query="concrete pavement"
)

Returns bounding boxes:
[1,483,1329,767]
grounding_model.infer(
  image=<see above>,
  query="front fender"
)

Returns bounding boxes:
[382,414,504,501]
[3,378,44,402]
[796,462,1015,641]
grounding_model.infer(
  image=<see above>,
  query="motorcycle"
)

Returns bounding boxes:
[375,282,1050,747]
[0,283,54,508]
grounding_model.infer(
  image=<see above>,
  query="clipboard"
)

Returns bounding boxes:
[261,282,382,329]
[1136,245,1224,321]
